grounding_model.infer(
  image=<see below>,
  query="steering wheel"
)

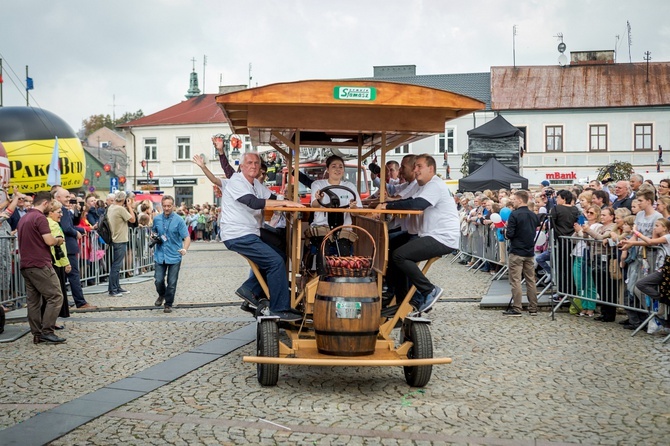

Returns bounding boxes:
[316,185,357,208]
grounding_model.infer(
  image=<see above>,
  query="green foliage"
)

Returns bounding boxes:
[460,151,469,177]
[81,109,144,137]
[597,161,634,183]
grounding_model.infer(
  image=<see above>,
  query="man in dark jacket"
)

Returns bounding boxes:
[503,190,540,316]
[54,187,96,309]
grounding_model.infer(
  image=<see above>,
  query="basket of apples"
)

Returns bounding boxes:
[321,225,376,277]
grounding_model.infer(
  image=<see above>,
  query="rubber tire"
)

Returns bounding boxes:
[256,319,279,386]
[403,322,433,387]
[0,306,5,335]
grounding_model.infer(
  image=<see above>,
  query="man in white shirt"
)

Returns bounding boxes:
[220,152,304,321]
[379,154,459,313]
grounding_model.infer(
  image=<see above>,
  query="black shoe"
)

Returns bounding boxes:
[594,315,605,321]
[54,324,65,330]
[240,301,257,315]
[619,319,630,325]
[163,306,172,314]
[269,310,302,322]
[235,287,259,307]
[40,333,66,343]
[623,324,639,330]
[502,309,523,317]
[154,297,164,307]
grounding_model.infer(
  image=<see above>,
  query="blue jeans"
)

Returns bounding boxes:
[224,234,290,312]
[154,261,182,307]
[108,242,127,294]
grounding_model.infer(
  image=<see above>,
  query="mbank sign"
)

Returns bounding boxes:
[334,86,376,101]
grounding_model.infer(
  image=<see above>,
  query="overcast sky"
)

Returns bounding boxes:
[1,0,668,133]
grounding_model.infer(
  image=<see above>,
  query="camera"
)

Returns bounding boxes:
[69,199,78,204]
[149,233,163,248]
[54,245,65,260]
[544,188,555,198]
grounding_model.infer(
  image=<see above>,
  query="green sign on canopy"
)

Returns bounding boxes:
[333,86,377,101]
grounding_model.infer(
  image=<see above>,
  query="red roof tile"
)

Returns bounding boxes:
[491,62,670,110]
[117,94,226,128]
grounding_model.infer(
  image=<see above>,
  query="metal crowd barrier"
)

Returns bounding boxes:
[552,235,669,339]
[454,222,508,280]
[456,219,669,341]
[1,227,155,311]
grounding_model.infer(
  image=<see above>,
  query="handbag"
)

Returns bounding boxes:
[609,258,623,280]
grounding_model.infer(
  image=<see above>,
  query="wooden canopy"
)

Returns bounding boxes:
[216,80,485,154]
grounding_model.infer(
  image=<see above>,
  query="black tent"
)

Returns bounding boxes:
[467,114,523,139]
[467,115,524,173]
[458,158,529,192]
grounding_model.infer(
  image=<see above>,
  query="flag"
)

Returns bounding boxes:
[26,77,34,90]
[47,137,61,186]
[0,73,3,84]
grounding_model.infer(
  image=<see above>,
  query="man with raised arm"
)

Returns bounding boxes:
[220,152,305,321]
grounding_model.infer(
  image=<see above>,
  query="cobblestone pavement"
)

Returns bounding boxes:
[1,243,668,445]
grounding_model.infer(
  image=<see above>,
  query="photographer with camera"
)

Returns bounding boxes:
[151,195,190,313]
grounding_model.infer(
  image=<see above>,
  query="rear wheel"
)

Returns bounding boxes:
[257,319,279,386]
[403,323,433,387]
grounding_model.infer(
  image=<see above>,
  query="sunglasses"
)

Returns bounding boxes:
[586,211,596,215]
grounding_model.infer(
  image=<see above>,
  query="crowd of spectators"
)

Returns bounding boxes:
[457,174,670,334]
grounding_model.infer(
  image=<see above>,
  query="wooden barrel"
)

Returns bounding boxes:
[313,276,380,356]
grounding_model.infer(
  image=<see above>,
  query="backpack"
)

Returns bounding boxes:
[98,209,113,245]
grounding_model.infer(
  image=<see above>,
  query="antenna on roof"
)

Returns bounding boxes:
[644,51,652,82]
[627,21,633,63]
[555,33,567,67]
[512,25,518,67]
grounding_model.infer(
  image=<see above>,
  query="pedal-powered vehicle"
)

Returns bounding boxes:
[216,80,484,386]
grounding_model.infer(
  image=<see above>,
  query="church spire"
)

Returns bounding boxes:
[185,57,201,99]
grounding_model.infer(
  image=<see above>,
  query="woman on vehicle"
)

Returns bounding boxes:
[310,154,362,228]
[308,155,362,271]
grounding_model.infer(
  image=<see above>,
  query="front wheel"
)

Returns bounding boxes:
[403,322,433,387]
[257,319,279,386]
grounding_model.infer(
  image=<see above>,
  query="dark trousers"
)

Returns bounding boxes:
[22,266,63,336]
[595,261,618,321]
[391,236,454,300]
[108,242,127,294]
[154,261,182,307]
[66,253,87,307]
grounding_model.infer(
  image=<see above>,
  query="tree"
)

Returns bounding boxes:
[80,109,144,137]
[597,160,634,183]
[115,110,144,126]
[82,114,114,136]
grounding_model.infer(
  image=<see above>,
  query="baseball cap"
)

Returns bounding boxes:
[540,180,551,187]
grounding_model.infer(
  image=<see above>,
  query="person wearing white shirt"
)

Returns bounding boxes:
[220,152,304,321]
[378,154,459,313]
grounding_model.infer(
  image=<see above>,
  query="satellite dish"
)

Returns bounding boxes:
[558,42,567,53]
[558,54,568,66]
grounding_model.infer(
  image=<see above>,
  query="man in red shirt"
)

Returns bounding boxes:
[17,191,67,344]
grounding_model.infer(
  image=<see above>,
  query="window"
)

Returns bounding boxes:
[545,126,563,152]
[144,138,157,160]
[243,135,252,153]
[438,129,455,153]
[394,144,410,154]
[634,124,653,150]
[177,137,191,160]
[589,125,607,151]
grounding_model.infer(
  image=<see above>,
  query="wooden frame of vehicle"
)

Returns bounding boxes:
[217,80,484,386]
